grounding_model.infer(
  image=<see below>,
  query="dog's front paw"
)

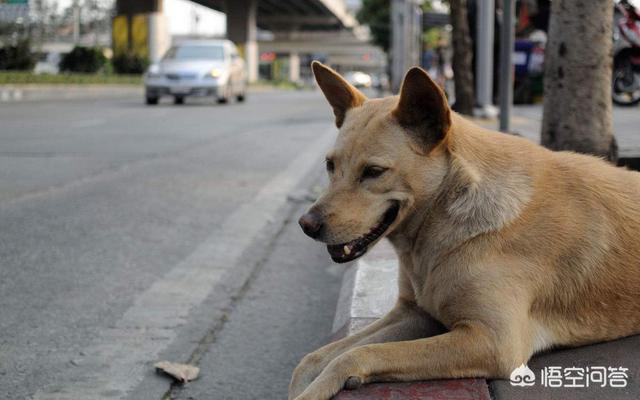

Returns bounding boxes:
[293,352,364,400]
[289,351,331,399]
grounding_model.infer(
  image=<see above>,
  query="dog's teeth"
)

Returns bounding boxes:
[343,245,351,255]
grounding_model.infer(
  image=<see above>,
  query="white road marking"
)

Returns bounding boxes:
[33,126,336,400]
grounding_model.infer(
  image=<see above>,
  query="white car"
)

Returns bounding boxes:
[144,40,247,105]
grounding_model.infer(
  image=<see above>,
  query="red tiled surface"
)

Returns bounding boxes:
[329,320,491,400]
[334,380,491,400]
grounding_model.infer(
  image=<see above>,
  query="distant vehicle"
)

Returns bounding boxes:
[144,40,247,105]
[34,52,63,75]
[343,71,372,88]
[513,33,546,104]
[613,0,640,106]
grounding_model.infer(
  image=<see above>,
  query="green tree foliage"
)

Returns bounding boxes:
[357,0,391,52]
[357,1,441,52]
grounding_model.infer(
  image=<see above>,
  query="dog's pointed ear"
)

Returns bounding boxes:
[392,67,451,152]
[312,61,367,128]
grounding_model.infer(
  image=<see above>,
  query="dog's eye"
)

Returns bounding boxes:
[361,166,387,181]
[326,159,335,173]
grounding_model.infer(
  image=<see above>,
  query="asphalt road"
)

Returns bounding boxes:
[0,91,343,400]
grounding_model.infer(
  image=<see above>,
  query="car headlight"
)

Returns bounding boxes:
[207,68,222,79]
[146,64,161,78]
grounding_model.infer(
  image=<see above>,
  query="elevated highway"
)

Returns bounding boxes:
[192,0,356,31]
[115,0,382,83]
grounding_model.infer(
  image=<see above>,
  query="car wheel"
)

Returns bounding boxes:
[146,96,159,105]
[174,96,185,105]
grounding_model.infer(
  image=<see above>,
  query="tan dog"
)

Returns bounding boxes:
[289,61,640,400]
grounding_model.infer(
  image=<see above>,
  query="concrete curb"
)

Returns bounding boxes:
[0,85,142,102]
[331,240,491,400]
[0,84,295,103]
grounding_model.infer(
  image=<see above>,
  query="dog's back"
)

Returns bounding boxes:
[455,116,640,347]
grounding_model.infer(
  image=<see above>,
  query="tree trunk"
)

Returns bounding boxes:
[449,0,475,115]
[541,0,617,162]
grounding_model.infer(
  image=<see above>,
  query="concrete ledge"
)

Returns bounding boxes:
[330,240,491,400]
[0,85,143,102]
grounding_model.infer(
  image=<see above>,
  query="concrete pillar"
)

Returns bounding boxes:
[148,12,170,63]
[114,0,169,64]
[289,52,300,82]
[226,0,259,83]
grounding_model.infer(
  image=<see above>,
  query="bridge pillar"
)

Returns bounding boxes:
[226,0,258,82]
[114,0,169,65]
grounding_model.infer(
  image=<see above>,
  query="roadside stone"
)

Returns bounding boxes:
[69,359,83,367]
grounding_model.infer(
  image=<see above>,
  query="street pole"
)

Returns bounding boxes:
[391,0,405,93]
[476,0,496,117]
[391,0,423,93]
[498,0,515,132]
[73,1,80,45]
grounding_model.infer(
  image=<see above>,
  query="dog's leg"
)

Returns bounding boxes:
[288,299,436,400]
[293,322,520,400]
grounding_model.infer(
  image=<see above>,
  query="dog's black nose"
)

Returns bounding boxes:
[299,211,324,239]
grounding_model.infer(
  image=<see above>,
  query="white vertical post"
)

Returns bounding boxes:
[289,52,300,82]
[476,0,496,117]
[499,0,515,132]
[391,0,422,93]
[73,1,80,45]
[245,0,258,83]
[391,0,405,93]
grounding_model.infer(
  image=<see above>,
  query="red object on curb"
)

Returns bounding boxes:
[334,379,490,400]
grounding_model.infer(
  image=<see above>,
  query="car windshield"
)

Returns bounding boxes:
[164,45,224,61]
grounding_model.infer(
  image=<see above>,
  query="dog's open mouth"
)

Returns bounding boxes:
[326,201,400,263]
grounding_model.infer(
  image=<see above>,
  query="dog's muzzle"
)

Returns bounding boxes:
[326,201,400,263]
[299,210,324,239]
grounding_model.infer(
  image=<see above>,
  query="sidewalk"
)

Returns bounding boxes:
[331,240,640,400]
[0,83,296,103]
[478,105,640,159]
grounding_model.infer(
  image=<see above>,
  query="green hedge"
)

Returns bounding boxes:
[0,71,142,85]
[59,46,107,73]
[0,39,36,70]
[112,53,149,74]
